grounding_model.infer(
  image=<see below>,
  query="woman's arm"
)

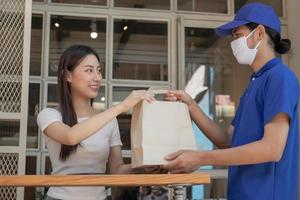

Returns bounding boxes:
[42,90,154,145]
[108,146,132,174]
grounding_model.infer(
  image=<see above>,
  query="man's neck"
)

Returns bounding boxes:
[251,50,276,73]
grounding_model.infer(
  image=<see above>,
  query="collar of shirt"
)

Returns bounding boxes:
[252,57,281,79]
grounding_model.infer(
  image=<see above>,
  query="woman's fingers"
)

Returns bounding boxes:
[135,91,155,103]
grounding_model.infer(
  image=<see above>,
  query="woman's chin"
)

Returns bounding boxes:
[86,92,98,99]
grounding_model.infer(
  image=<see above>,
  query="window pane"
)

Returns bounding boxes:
[25,156,37,200]
[93,86,106,111]
[45,156,52,175]
[51,0,107,6]
[184,27,251,130]
[114,0,170,10]
[113,19,168,81]
[30,14,43,76]
[47,83,58,108]
[235,0,283,16]
[27,83,40,149]
[25,156,37,174]
[49,16,106,77]
[112,86,166,150]
[177,0,227,13]
[0,120,20,146]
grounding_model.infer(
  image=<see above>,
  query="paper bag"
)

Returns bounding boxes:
[131,100,197,168]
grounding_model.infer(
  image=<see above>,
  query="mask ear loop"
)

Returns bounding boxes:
[246,28,261,49]
[246,28,257,39]
[254,40,261,49]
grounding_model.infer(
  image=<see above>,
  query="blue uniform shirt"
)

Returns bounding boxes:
[228,58,299,200]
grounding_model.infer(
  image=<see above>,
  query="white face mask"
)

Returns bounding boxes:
[231,28,261,65]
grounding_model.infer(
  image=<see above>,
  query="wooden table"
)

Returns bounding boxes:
[0,173,210,200]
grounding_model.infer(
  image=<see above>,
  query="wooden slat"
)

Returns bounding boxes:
[0,173,210,187]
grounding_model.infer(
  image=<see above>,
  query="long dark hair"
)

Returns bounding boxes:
[57,45,100,161]
[246,22,291,54]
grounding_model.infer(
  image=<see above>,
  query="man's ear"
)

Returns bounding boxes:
[256,24,266,40]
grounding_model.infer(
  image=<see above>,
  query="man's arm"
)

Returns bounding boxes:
[166,90,233,149]
[188,101,234,149]
[164,113,289,173]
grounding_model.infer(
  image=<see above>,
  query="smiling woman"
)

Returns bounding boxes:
[36,45,156,200]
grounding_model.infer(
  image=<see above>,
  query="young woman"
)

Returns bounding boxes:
[37,45,155,200]
[164,3,299,200]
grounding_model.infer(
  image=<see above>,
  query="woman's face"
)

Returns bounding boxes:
[67,54,102,100]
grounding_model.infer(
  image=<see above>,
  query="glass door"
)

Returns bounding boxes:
[178,17,252,199]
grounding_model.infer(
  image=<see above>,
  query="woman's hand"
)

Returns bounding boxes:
[133,166,168,174]
[164,90,194,107]
[119,90,155,113]
[143,166,168,174]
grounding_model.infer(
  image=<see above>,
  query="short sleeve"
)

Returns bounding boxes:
[109,118,122,147]
[263,70,299,125]
[37,108,62,133]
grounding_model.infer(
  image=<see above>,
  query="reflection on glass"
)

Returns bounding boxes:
[30,14,43,76]
[45,156,52,175]
[113,19,168,81]
[0,120,20,146]
[25,156,37,174]
[123,157,131,164]
[114,0,170,10]
[112,86,146,150]
[25,156,37,200]
[184,27,253,109]
[235,0,282,16]
[177,0,227,13]
[27,83,40,149]
[47,83,58,108]
[51,0,107,6]
[93,86,106,111]
[49,16,106,77]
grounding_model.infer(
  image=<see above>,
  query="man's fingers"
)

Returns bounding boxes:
[164,96,177,101]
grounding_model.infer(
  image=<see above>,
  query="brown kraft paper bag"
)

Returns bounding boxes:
[131,99,197,168]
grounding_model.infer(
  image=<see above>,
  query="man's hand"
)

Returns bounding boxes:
[163,150,202,173]
[164,90,194,108]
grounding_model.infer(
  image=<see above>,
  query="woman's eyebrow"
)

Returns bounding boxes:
[83,65,95,68]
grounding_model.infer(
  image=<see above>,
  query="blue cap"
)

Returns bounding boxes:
[216,3,281,36]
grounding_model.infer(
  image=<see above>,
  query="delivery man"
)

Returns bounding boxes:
[164,3,299,200]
